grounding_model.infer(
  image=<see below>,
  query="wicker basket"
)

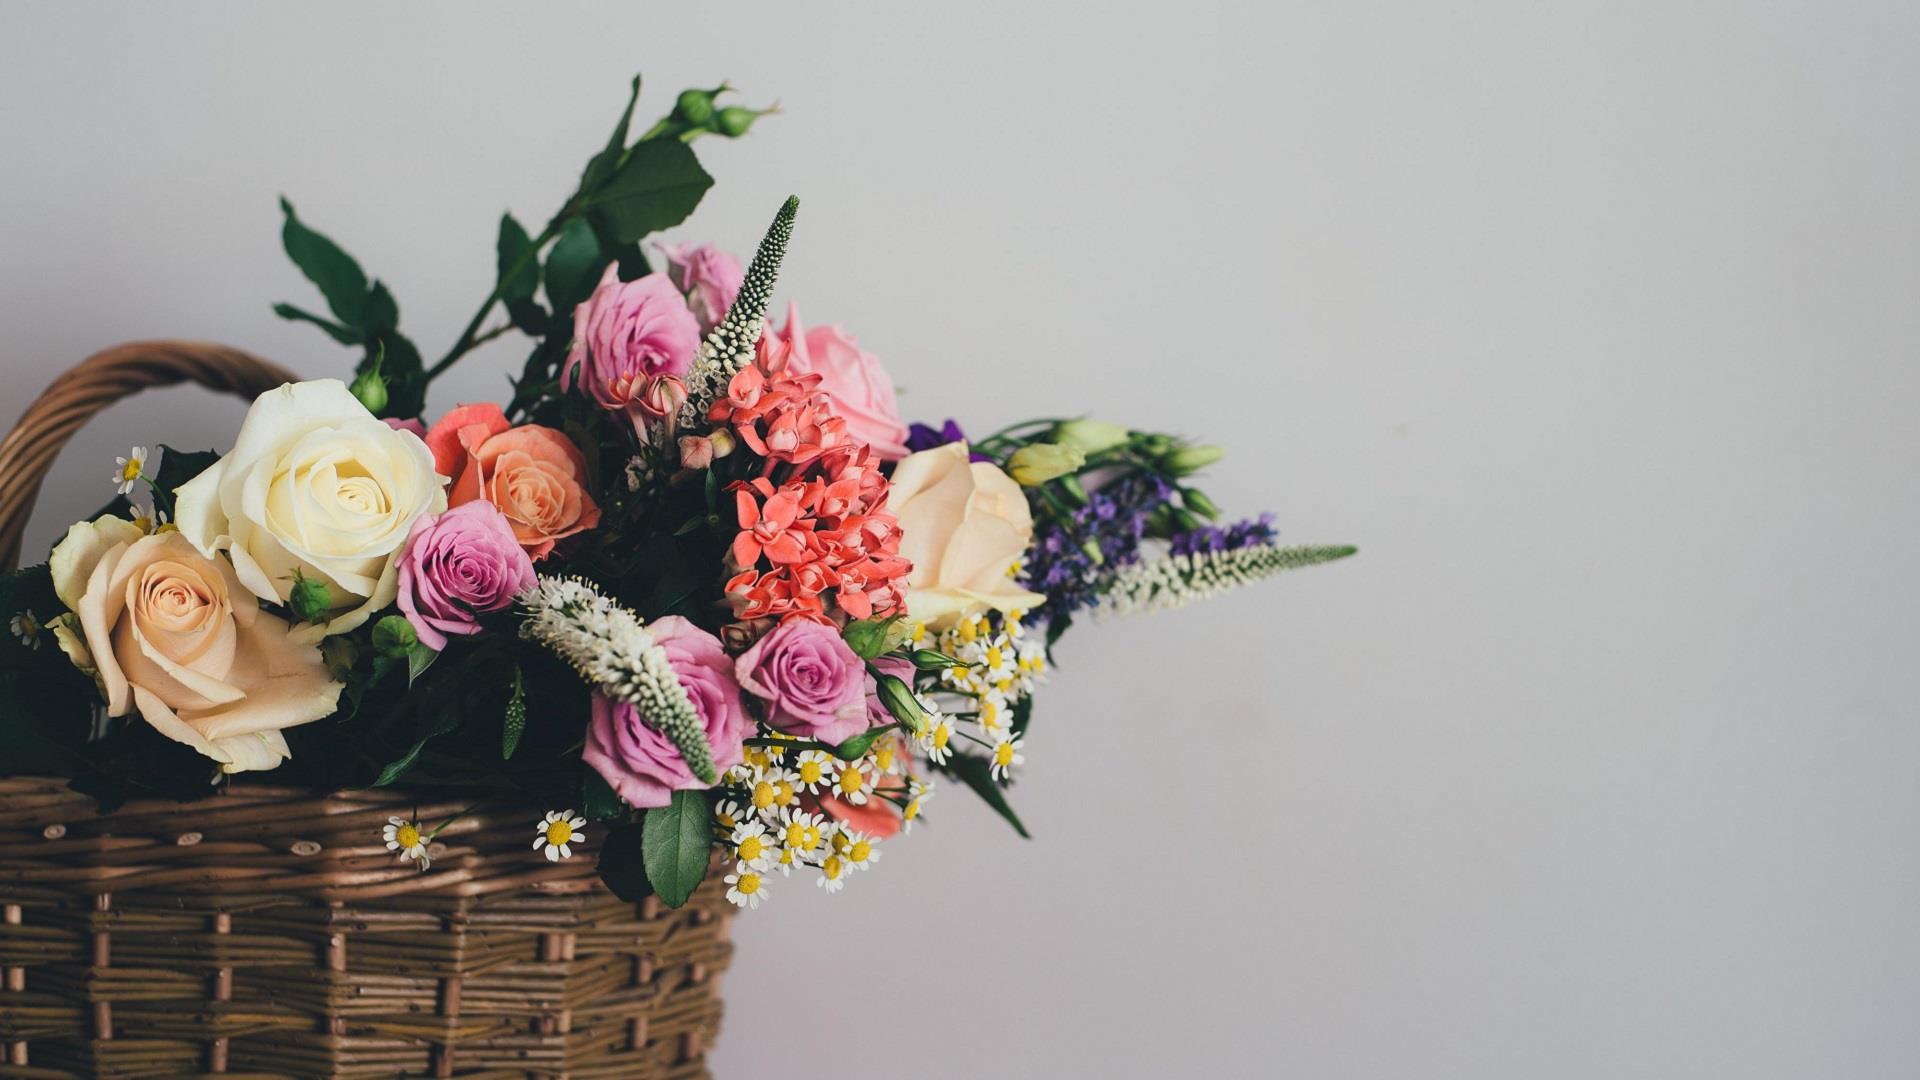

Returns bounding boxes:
[0,344,735,1079]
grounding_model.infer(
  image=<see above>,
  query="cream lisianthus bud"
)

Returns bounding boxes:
[1007,442,1085,486]
[1050,419,1130,456]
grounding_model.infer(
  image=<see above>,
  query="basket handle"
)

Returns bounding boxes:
[0,341,298,571]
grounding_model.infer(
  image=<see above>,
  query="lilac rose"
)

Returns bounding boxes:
[561,264,700,424]
[735,620,870,744]
[395,501,535,650]
[584,617,750,808]
[660,242,743,335]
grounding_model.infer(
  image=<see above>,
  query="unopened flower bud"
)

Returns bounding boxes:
[1161,443,1226,476]
[348,369,388,416]
[673,84,726,128]
[707,427,737,459]
[638,375,689,419]
[1131,432,1175,458]
[320,637,358,681]
[288,574,333,623]
[1056,473,1091,506]
[372,614,417,657]
[715,104,776,138]
[678,435,715,470]
[1008,442,1085,486]
[1181,488,1221,520]
[1051,419,1130,456]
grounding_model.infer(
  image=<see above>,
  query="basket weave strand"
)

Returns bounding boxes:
[0,344,737,1078]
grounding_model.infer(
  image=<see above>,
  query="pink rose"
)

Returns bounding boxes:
[759,302,910,460]
[584,616,750,808]
[561,265,700,431]
[735,619,870,744]
[383,416,428,438]
[660,242,743,335]
[395,501,536,651]
[424,403,602,562]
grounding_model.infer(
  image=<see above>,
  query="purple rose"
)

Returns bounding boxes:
[395,501,535,650]
[583,616,750,808]
[660,242,743,335]
[735,620,870,744]
[561,265,700,423]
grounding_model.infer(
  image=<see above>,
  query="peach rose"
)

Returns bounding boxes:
[48,517,342,773]
[424,403,601,561]
[888,441,1045,630]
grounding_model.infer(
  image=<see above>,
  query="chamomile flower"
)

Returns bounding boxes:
[902,778,934,834]
[714,799,747,832]
[792,749,834,793]
[816,852,851,894]
[977,693,1006,736]
[747,767,795,818]
[725,869,769,909]
[870,734,902,777]
[989,734,1026,781]
[111,446,147,495]
[383,817,431,871]
[831,759,875,805]
[129,507,172,535]
[533,810,587,861]
[730,820,776,871]
[918,712,956,765]
[10,611,41,650]
[776,809,826,869]
[838,827,881,871]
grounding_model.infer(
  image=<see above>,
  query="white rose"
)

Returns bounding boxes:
[173,379,447,643]
[888,442,1045,630]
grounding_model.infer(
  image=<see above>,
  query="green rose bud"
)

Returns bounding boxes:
[371,614,417,658]
[715,104,774,138]
[673,85,724,127]
[287,573,333,623]
[1007,442,1086,486]
[873,672,928,734]
[1131,432,1175,458]
[1181,488,1221,520]
[1050,418,1131,456]
[348,369,388,416]
[1161,443,1226,477]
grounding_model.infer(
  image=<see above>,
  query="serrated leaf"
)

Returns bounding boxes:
[641,790,712,908]
[496,213,539,302]
[583,139,713,243]
[597,820,653,901]
[273,302,362,345]
[279,198,369,327]
[543,217,605,316]
[942,753,1031,839]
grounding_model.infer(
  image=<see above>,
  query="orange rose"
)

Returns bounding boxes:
[424,403,600,561]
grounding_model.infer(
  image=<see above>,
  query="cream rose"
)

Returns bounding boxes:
[887,442,1045,630]
[174,379,447,642]
[49,517,342,773]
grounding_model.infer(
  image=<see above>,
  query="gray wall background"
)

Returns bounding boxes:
[4,2,1918,1077]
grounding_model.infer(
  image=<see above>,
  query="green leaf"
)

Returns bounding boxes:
[152,446,219,516]
[279,198,369,327]
[583,139,714,243]
[496,213,539,303]
[597,820,653,901]
[641,789,713,908]
[543,217,605,316]
[941,753,1031,839]
[582,768,623,821]
[405,642,438,685]
[841,616,906,660]
[579,74,643,195]
[501,665,526,759]
[831,724,896,762]
[1009,694,1034,738]
[272,302,362,345]
[505,296,548,335]
[362,281,400,334]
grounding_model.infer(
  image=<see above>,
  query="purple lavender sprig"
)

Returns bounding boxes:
[1020,474,1171,616]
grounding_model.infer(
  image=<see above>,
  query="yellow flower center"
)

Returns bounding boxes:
[737,835,765,861]
[751,780,776,810]
[873,743,895,772]
[802,824,821,850]
[904,799,921,821]
[849,839,872,863]
[950,663,971,680]
[957,619,977,644]
[395,824,421,849]
[544,820,574,846]
[831,831,851,854]
[773,779,796,806]
[985,645,1003,668]
[746,747,771,770]
[836,768,865,796]
[120,458,143,482]
[994,742,1016,767]
[736,872,762,895]
[798,759,824,784]
[932,724,950,751]
[981,699,1000,729]
[822,855,845,881]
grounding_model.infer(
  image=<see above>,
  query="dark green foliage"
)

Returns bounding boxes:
[938,753,1031,839]
[641,790,712,907]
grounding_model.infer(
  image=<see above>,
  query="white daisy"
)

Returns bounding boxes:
[730,820,776,871]
[836,827,881,871]
[532,810,587,861]
[775,809,826,871]
[111,446,147,495]
[917,711,956,765]
[989,734,1026,781]
[830,759,875,806]
[815,852,851,894]
[713,799,747,832]
[792,749,835,793]
[725,869,769,909]
[131,507,171,535]
[902,777,934,834]
[10,611,41,650]
[382,817,431,871]
[869,734,902,777]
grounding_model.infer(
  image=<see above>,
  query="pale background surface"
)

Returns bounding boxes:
[4,2,1918,1077]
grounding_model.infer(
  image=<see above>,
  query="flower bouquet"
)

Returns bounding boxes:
[0,76,1352,1076]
